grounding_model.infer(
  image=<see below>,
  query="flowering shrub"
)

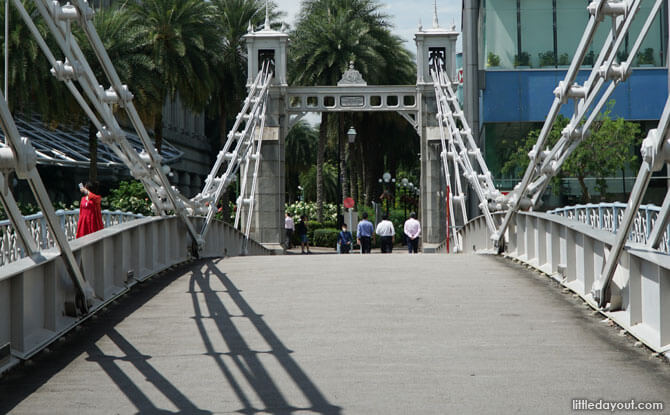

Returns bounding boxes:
[285,201,337,222]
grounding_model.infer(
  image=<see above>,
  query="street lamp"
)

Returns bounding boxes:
[347,126,357,143]
[378,172,395,216]
[338,124,357,227]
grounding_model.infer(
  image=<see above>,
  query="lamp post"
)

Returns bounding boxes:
[338,125,356,226]
[399,178,410,220]
[378,172,395,216]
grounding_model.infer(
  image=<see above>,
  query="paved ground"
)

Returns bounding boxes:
[1,253,670,414]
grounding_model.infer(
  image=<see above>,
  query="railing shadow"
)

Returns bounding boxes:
[0,261,211,415]
[190,259,341,415]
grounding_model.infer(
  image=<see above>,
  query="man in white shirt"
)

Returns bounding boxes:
[375,214,395,253]
[403,212,421,254]
[284,212,295,249]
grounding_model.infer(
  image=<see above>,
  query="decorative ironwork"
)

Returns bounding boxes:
[0,209,143,266]
[548,202,670,253]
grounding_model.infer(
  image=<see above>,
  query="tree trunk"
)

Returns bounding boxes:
[154,111,164,153]
[316,112,329,222]
[88,121,98,183]
[577,176,590,202]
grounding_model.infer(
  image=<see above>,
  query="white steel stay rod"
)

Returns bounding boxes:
[594,94,670,307]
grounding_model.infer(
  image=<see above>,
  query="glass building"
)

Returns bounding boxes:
[483,0,666,69]
[463,0,669,206]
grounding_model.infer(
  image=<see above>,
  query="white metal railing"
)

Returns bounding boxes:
[0,209,143,266]
[547,203,670,253]
[0,215,270,377]
[459,211,670,356]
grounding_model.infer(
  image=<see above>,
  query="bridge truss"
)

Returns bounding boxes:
[430,65,502,252]
[490,0,667,307]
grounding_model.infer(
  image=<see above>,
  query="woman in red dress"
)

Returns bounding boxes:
[76,181,104,238]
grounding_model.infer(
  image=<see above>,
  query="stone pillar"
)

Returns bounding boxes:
[248,101,285,253]
[419,91,447,252]
[414,14,458,252]
[241,18,289,253]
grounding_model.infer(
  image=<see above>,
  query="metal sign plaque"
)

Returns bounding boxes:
[340,96,365,107]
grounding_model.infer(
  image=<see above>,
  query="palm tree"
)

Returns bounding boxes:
[289,0,414,221]
[76,5,158,182]
[286,120,317,202]
[210,0,281,146]
[0,0,69,119]
[132,0,219,151]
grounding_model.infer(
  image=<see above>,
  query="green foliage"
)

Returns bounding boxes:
[558,53,570,66]
[313,228,339,247]
[487,52,501,67]
[514,52,530,67]
[0,202,41,221]
[299,162,338,203]
[77,6,159,125]
[638,48,655,65]
[286,121,318,202]
[286,201,337,222]
[501,107,641,201]
[617,49,629,62]
[107,180,153,215]
[583,51,595,66]
[538,51,556,67]
[289,0,417,218]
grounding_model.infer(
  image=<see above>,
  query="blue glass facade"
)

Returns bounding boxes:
[483,69,669,123]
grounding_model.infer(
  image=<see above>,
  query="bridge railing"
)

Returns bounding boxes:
[0,209,144,266]
[0,216,270,376]
[459,211,670,356]
[548,203,670,253]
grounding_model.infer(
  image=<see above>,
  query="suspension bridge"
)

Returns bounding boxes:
[0,0,670,413]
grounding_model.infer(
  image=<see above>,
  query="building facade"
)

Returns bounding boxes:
[463,0,669,206]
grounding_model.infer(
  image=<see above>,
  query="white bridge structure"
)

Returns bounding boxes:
[1,0,670,378]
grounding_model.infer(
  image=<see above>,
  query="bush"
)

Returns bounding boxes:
[107,180,153,215]
[638,47,655,65]
[538,50,556,67]
[306,220,336,242]
[583,51,595,66]
[487,52,500,67]
[514,51,530,67]
[313,228,339,248]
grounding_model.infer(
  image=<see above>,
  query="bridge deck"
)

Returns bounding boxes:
[1,254,669,414]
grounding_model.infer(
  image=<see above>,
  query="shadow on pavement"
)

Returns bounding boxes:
[0,261,210,415]
[0,258,341,415]
[190,259,341,414]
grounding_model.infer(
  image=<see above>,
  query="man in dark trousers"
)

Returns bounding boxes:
[375,214,395,253]
[356,212,374,254]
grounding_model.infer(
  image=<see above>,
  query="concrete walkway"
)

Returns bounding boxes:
[1,254,669,414]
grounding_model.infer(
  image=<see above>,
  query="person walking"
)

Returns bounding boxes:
[76,181,104,238]
[284,212,295,249]
[295,215,311,254]
[356,212,374,254]
[337,223,353,254]
[403,212,421,254]
[375,214,395,253]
